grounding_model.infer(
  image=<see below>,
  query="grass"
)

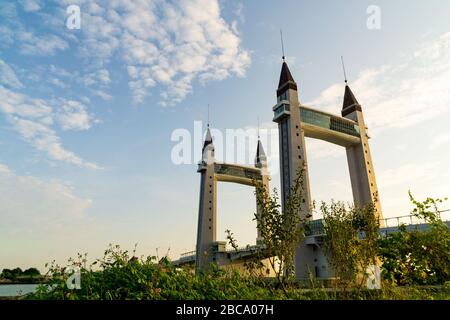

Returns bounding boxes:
[23,245,450,300]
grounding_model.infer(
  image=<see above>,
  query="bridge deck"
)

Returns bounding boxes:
[299,106,361,147]
[175,214,450,265]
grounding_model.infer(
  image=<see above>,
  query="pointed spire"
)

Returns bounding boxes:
[342,85,362,116]
[255,139,267,168]
[202,127,213,150]
[340,56,362,116]
[277,61,297,96]
[201,126,215,164]
[256,139,266,158]
[278,62,295,88]
[343,85,359,108]
[202,103,214,150]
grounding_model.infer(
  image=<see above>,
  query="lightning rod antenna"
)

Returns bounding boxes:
[280,30,285,61]
[207,104,210,128]
[257,116,260,139]
[341,56,348,84]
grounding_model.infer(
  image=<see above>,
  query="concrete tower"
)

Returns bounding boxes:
[195,126,217,272]
[255,138,270,244]
[195,127,270,273]
[342,85,383,224]
[272,60,314,279]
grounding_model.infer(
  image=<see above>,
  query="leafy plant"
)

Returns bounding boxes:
[26,243,450,300]
[378,193,449,285]
[321,201,379,291]
[224,169,310,296]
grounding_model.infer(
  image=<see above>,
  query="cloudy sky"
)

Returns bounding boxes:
[1,0,450,270]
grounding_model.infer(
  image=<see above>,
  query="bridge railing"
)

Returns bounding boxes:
[381,210,450,229]
[304,210,450,237]
[177,211,450,261]
[305,219,325,236]
[225,244,262,253]
[180,250,196,257]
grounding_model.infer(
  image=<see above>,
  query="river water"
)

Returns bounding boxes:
[0,284,39,297]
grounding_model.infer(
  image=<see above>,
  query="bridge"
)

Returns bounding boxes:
[273,102,363,147]
[174,212,450,267]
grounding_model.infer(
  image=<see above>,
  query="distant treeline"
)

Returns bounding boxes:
[0,267,44,284]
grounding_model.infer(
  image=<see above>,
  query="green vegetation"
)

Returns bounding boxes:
[227,169,310,289]
[25,172,450,300]
[0,267,43,284]
[26,244,449,300]
[378,193,450,286]
[321,201,379,291]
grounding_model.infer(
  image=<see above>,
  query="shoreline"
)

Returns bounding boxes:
[0,280,48,285]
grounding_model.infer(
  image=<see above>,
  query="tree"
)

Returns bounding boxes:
[321,201,379,291]
[23,268,41,277]
[1,269,13,280]
[0,267,23,280]
[226,169,310,294]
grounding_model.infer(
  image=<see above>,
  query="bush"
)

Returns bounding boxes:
[378,193,450,285]
[321,201,379,291]
[28,245,284,300]
[27,191,450,300]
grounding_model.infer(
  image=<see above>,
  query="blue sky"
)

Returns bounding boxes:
[1,0,450,269]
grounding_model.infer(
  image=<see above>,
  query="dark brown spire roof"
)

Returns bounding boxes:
[277,61,297,96]
[203,127,213,150]
[255,139,267,166]
[256,139,266,158]
[278,62,294,87]
[343,85,359,108]
[341,85,362,116]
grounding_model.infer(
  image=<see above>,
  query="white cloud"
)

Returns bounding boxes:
[378,162,440,189]
[20,0,42,12]
[81,69,111,87]
[233,1,245,24]
[49,64,73,79]
[0,25,14,45]
[49,77,68,89]
[0,162,11,174]
[10,116,99,169]
[0,85,52,119]
[93,89,113,101]
[18,32,68,55]
[61,0,250,105]
[306,138,346,160]
[0,58,23,89]
[0,85,100,169]
[307,32,450,135]
[0,2,17,19]
[75,69,114,100]
[58,100,93,131]
[0,161,92,233]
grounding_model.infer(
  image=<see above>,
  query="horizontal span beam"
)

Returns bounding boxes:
[214,163,263,185]
[214,174,258,186]
[302,122,361,147]
[300,105,358,126]
[299,106,361,146]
